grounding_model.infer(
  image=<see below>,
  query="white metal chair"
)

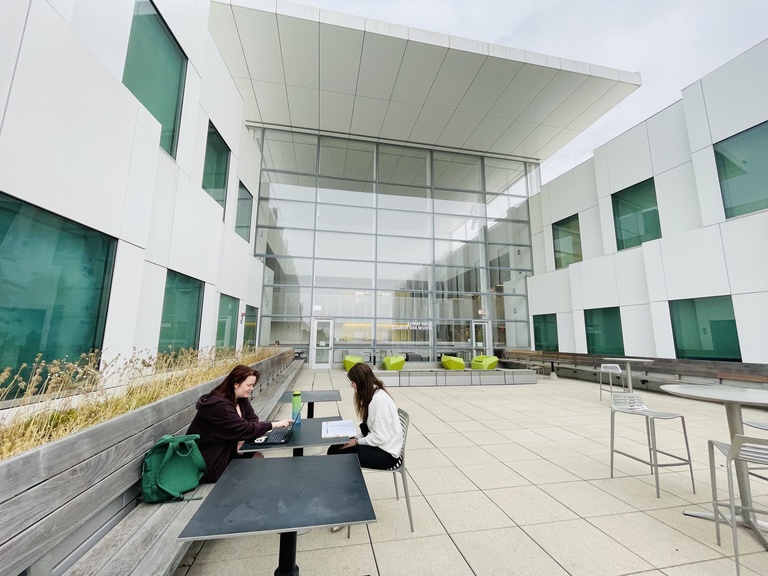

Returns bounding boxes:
[600,363,624,400]
[610,393,695,498]
[708,435,768,576]
[345,408,414,537]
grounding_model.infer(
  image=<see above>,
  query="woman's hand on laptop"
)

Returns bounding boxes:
[272,419,292,428]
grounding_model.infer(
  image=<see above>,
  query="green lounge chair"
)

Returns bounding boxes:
[343,355,363,371]
[471,355,498,370]
[441,355,465,370]
[382,355,405,370]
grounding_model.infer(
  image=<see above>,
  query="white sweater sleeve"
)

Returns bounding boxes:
[356,390,403,457]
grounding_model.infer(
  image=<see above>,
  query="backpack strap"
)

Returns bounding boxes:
[156,437,207,501]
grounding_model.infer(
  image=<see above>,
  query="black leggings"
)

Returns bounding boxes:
[326,443,400,470]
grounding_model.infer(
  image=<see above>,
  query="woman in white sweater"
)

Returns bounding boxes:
[327,362,403,470]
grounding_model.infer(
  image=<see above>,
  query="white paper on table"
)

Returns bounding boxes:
[322,420,357,438]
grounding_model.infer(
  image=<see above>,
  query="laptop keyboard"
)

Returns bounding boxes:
[267,426,290,443]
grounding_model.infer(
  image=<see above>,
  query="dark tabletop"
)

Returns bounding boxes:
[178,454,375,539]
[239,416,348,453]
[278,390,342,404]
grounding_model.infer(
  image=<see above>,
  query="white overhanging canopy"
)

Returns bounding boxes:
[209,0,641,162]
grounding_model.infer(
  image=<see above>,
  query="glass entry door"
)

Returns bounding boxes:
[472,321,491,357]
[310,318,334,369]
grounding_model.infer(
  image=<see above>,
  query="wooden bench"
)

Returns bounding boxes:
[63,358,304,576]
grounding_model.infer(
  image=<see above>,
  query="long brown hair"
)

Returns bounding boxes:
[211,364,260,404]
[347,362,387,422]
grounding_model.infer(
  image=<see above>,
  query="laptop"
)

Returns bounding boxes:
[249,405,303,446]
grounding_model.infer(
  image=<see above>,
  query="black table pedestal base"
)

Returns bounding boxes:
[275,532,299,576]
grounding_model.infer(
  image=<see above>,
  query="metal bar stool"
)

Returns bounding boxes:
[599,363,624,400]
[610,392,696,498]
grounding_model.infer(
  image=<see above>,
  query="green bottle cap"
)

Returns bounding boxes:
[292,390,301,396]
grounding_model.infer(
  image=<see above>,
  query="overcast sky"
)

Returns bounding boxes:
[291,0,768,183]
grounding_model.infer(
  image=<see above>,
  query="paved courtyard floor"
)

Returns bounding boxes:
[177,370,768,576]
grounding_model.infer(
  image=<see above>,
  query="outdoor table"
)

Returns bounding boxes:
[661,384,768,549]
[178,454,375,576]
[278,389,341,418]
[240,416,347,457]
[604,357,654,392]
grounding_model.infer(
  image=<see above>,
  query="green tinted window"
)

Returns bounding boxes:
[584,307,624,355]
[669,296,741,361]
[0,193,115,384]
[122,0,186,157]
[217,294,239,349]
[202,122,230,209]
[243,305,258,347]
[612,178,661,250]
[235,183,253,242]
[552,214,582,269]
[714,120,768,218]
[533,314,558,352]
[158,270,202,352]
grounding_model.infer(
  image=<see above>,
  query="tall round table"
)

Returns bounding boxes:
[661,384,768,549]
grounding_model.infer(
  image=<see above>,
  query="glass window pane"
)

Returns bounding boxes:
[490,293,527,321]
[484,158,527,195]
[316,204,374,233]
[314,288,373,316]
[158,270,203,353]
[318,178,374,207]
[377,210,432,238]
[266,286,311,315]
[259,172,316,202]
[319,137,375,180]
[376,291,431,319]
[202,122,230,209]
[433,151,482,191]
[235,183,253,242]
[490,269,529,295]
[258,317,310,347]
[377,263,430,291]
[434,214,483,241]
[714,120,768,218]
[584,307,624,355]
[243,305,258,347]
[669,296,741,360]
[257,199,316,229]
[486,220,531,245]
[533,313,558,351]
[612,178,661,250]
[486,194,528,220]
[435,293,481,319]
[435,240,483,267]
[377,184,430,212]
[552,214,582,269]
[378,144,429,186]
[260,129,318,174]
[487,244,532,270]
[314,259,374,288]
[435,320,472,344]
[433,189,485,216]
[378,235,432,264]
[315,231,374,260]
[255,228,314,258]
[435,266,481,293]
[496,320,530,348]
[335,319,374,343]
[122,0,186,157]
[0,193,116,378]
[264,256,313,286]
[216,294,238,349]
[376,320,432,344]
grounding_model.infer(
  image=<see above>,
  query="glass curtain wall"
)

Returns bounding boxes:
[254,129,534,363]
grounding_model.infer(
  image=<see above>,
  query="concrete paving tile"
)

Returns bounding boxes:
[510,459,581,484]
[440,444,499,465]
[486,485,578,525]
[408,466,477,495]
[373,534,474,576]
[426,490,515,533]
[524,518,653,576]
[457,461,530,490]
[368,495,445,542]
[540,480,636,517]
[406,447,454,469]
[481,442,540,462]
[452,527,569,575]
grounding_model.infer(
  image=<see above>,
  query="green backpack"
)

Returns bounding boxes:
[141,434,207,503]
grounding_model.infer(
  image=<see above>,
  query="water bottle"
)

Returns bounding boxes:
[291,390,301,421]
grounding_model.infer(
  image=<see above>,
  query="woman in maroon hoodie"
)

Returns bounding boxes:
[187,364,291,482]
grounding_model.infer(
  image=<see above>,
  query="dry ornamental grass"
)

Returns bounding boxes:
[0,346,279,460]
